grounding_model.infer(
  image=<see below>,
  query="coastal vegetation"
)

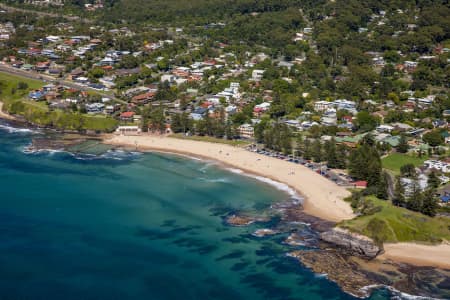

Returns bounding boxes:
[0,72,43,100]
[340,196,450,245]
[3,99,118,132]
[0,73,118,132]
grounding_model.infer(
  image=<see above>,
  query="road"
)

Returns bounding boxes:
[0,2,90,23]
[0,64,126,104]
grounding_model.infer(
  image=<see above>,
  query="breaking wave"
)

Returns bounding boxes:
[226,167,303,202]
[0,124,37,134]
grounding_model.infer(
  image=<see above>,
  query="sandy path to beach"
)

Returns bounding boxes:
[380,243,450,269]
[105,134,354,222]
[0,101,15,120]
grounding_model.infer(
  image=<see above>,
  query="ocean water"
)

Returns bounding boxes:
[0,123,393,300]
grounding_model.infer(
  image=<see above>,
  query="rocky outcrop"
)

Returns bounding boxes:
[320,228,382,259]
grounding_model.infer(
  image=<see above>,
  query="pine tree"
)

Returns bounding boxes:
[280,126,292,155]
[407,180,423,212]
[421,188,438,217]
[336,144,348,169]
[392,176,405,207]
[295,134,303,157]
[303,139,312,160]
[427,171,440,189]
[312,139,323,163]
[264,129,274,150]
[400,164,416,178]
[376,171,389,200]
[325,138,338,168]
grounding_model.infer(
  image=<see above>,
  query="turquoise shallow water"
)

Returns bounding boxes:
[0,123,392,300]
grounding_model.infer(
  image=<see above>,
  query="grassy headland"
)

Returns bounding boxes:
[0,73,118,132]
[339,196,450,244]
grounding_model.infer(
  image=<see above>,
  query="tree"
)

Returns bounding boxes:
[423,130,444,147]
[303,139,312,160]
[366,217,390,246]
[396,134,409,153]
[336,144,348,169]
[427,171,440,189]
[376,171,389,200]
[17,81,28,90]
[421,188,438,217]
[407,180,423,212]
[348,142,382,187]
[254,119,269,144]
[311,139,323,163]
[325,139,338,168]
[355,111,378,132]
[400,164,416,178]
[149,108,166,133]
[392,176,405,207]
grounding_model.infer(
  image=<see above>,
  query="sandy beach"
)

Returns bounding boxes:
[380,243,450,269]
[104,134,450,269]
[105,134,354,222]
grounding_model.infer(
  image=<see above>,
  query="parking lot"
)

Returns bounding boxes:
[245,145,354,187]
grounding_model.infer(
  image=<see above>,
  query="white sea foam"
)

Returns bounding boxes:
[22,146,142,161]
[199,162,216,173]
[199,177,231,184]
[0,124,37,134]
[359,284,437,300]
[22,146,65,155]
[225,167,303,202]
[99,149,143,161]
[314,273,328,279]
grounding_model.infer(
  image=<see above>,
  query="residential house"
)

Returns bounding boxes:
[238,124,254,139]
[120,111,135,121]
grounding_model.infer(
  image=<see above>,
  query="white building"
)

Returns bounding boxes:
[314,101,333,112]
[251,69,265,81]
[238,124,254,139]
[115,126,141,136]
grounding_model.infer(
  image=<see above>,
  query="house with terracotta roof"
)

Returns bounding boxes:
[353,181,367,189]
[131,92,155,105]
[120,111,135,121]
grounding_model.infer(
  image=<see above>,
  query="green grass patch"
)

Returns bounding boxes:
[382,153,427,175]
[339,196,450,244]
[170,133,251,146]
[0,72,43,101]
[3,99,118,132]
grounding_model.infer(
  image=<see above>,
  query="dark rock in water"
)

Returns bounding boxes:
[288,249,376,298]
[320,228,381,259]
[284,232,319,248]
[290,249,450,299]
[225,214,268,226]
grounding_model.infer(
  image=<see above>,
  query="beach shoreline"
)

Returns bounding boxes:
[103,133,355,222]
[103,133,450,270]
[379,242,450,269]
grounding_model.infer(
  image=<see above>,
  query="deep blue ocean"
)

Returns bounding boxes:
[0,122,395,300]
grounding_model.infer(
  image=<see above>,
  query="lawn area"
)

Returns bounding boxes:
[170,133,251,146]
[382,153,427,175]
[339,196,450,244]
[0,72,43,101]
[3,99,118,132]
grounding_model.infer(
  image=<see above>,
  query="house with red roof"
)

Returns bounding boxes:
[120,111,135,121]
[131,92,155,105]
[353,181,367,189]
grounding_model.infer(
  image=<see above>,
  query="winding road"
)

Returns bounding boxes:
[0,64,126,104]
